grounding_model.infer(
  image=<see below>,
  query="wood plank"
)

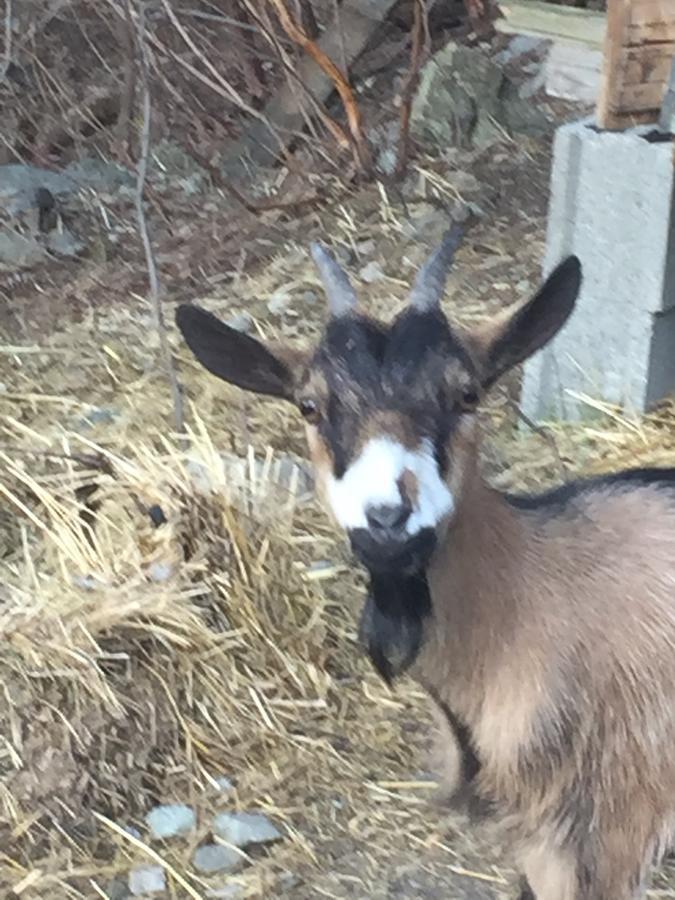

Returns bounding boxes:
[597,0,631,127]
[627,19,675,43]
[628,0,675,28]
[616,78,668,110]
[495,0,606,46]
[621,42,675,83]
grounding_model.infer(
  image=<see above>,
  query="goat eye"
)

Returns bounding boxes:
[459,390,479,412]
[299,398,321,424]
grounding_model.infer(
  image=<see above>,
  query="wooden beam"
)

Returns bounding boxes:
[597,0,675,129]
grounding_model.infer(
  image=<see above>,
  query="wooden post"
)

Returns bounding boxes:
[597,0,675,130]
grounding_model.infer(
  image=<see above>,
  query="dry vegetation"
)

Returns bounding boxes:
[0,1,672,899]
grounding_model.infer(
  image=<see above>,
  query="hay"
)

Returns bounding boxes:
[4,153,675,899]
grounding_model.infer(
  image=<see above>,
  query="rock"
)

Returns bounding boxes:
[128,865,166,896]
[355,239,376,256]
[147,561,173,583]
[212,811,282,848]
[45,227,83,258]
[402,206,451,243]
[267,290,292,315]
[0,165,77,212]
[76,407,118,430]
[64,157,134,193]
[411,41,549,150]
[106,878,132,900]
[225,312,253,333]
[214,775,233,793]
[494,35,548,66]
[0,231,47,270]
[206,886,244,899]
[301,290,318,305]
[193,843,242,874]
[358,260,385,284]
[145,803,196,839]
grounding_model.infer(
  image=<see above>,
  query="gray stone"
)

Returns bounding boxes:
[64,157,134,192]
[128,865,166,895]
[212,811,282,848]
[494,35,549,65]
[147,561,173,583]
[106,878,132,900]
[145,803,196,839]
[214,775,234,793]
[193,843,242,874]
[520,118,675,422]
[76,407,118,430]
[301,290,318,305]
[267,289,292,315]
[225,312,253,334]
[206,886,244,899]
[0,165,77,212]
[0,231,46,269]
[411,41,549,150]
[359,260,385,283]
[45,227,83,258]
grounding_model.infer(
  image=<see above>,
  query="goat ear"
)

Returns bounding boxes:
[468,256,582,389]
[176,304,297,400]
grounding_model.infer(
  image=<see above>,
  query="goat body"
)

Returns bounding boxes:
[176,227,675,899]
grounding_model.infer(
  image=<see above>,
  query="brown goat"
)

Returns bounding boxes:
[176,227,675,899]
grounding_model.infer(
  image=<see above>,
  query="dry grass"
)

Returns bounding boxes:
[3,152,675,899]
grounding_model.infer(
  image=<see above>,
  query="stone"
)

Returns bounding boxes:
[206,886,244,899]
[145,803,196,839]
[193,843,242,874]
[147,561,173,583]
[225,312,253,333]
[359,260,385,283]
[128,865,166,896]
[411,41,549,150]
[267,290,292,315]
[520,117,675,421]
[212,811,282,848]
[64,157,134,192]
[214,775,233,793]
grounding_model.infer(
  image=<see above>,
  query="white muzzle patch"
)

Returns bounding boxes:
[326,436,454,534]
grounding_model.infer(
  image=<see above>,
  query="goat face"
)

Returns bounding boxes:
[176,227,582,578]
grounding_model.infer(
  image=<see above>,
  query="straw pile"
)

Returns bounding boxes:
[3,152,675,899]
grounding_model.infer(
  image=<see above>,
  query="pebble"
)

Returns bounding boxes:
[147,561,173,583]
[267,290,292,315]
[193,843,242,874]
[214,775,233,793]
[145,803,196,839]
[358,260,385,284]
[128,865,166,896]
[225,312,253,334]
[206,886,244,899]
[212,811,282,848]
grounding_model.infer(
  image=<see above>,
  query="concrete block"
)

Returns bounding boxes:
[520,117,675,422]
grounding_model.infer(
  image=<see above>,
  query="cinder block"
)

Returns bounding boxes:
[520,117,675,421]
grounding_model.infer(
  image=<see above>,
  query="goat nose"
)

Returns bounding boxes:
[366,503,411,534]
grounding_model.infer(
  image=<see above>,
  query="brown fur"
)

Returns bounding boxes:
[416,425,675,898]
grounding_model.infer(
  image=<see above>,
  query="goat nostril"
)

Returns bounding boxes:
[366,503,411,534]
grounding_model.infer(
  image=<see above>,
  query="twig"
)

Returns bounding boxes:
[268,0,373,175]
[510,401,569,481]
[134,2,185,437]
[393,0,428,180]
[0,0,11,82]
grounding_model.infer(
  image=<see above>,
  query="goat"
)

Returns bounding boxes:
[176,227,675,900]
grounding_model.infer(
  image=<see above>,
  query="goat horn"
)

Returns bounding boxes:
[408,224,465,312]
[310,242,357,317]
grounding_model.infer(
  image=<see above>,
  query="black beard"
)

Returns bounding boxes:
[357,570,432,684]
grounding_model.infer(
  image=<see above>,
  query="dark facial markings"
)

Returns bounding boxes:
[306,311,478,478]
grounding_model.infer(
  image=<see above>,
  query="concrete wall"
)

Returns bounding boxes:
[520,117,675,422]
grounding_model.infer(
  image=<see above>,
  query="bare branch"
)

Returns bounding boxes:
[134,1,185,437]
[0,0,12,82]
[393,0,428,180]
[267,0,373,175]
